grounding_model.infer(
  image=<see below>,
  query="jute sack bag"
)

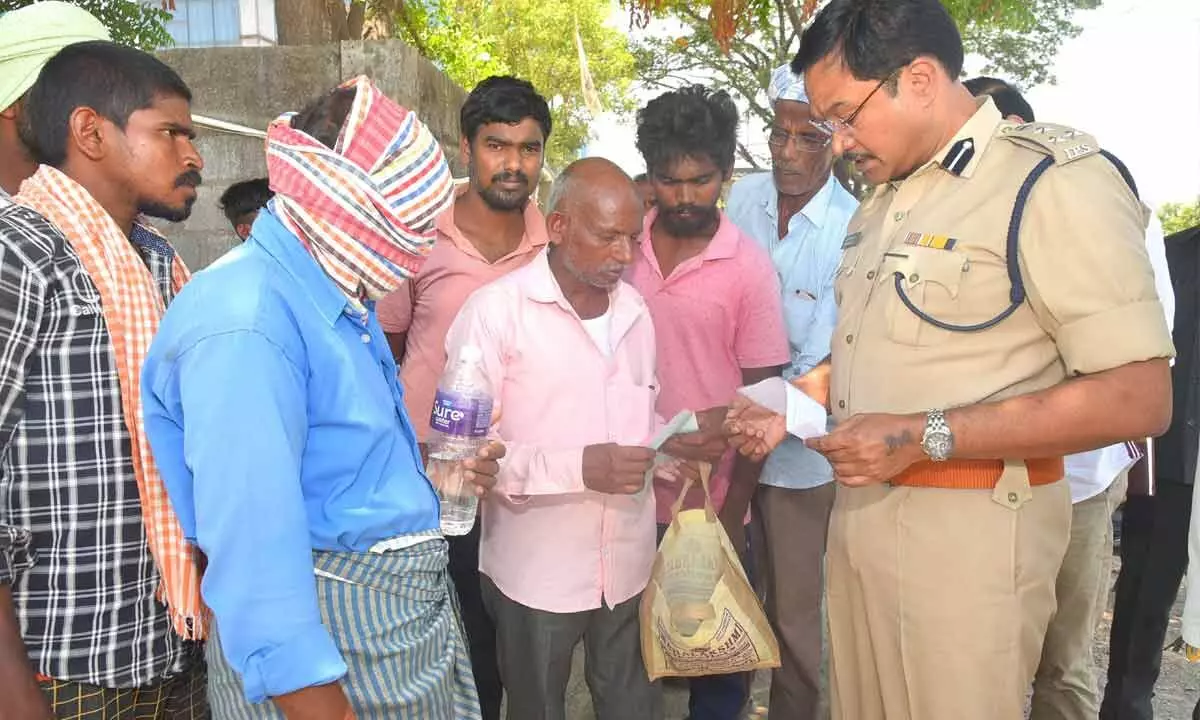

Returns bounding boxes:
[640,462,780,679]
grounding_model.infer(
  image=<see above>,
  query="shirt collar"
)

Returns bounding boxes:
[795,174,840,229]
[437,184,549,260]
[757,171,838,232]
[249,206,353,327]
[641,207,740,266]
[521,248,647,323]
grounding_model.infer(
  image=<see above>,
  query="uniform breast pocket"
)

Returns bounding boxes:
[606,382,659,445]
[880,246,968,347]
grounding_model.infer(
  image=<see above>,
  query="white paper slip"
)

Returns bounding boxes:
[649,410,700,451]
[783,383,828,439]
[735,377,828,440]
[644,410,699,491]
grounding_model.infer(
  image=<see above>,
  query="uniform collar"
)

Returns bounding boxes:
[925,96,1003,179]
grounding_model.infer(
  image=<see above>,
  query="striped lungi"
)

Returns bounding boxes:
[206,539,481,719]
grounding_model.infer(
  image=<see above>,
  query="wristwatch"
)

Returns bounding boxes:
[921,409,954,462]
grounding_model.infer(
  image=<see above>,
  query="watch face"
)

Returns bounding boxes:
[925,431,953,460]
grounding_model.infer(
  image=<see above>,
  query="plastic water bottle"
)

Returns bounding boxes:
[427,345,493,536]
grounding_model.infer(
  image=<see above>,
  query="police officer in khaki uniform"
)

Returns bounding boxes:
[725,1,1174,718]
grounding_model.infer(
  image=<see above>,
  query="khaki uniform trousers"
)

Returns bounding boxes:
[827,477,1071,720]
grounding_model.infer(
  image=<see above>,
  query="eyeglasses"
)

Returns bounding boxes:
[809,69,900,136]
[765,125,833,152]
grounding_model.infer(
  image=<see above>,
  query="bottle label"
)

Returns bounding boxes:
[430,390,492,437]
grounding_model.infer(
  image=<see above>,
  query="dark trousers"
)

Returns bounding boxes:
[655,523,752,720]
[480,574,662,720]
[448,519,503,720]
[1101,484,1193,720]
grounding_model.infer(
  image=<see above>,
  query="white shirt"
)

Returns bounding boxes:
[1063,212,1174,503]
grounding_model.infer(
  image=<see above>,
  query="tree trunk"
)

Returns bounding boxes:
[347,2,368,40]
[275,0,335,45]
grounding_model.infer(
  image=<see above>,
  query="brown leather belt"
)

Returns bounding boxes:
[891,457,1064,490]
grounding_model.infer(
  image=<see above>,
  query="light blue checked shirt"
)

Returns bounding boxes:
[726,173,858,489]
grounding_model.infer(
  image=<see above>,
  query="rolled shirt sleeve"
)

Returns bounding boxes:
[142,329,347,703]
[0,525,34,586]
[1020,153,1175,374]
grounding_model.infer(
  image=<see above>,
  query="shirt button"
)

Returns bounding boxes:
[845,334,854,344]
[838,400,846,409]
[361,333,371,343]
[866,270,875,280]
[893,211,906,222]
[909,273,920,283]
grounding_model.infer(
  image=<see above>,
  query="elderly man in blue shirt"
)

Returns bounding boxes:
[726,63,857,719]
[142,77,504,720]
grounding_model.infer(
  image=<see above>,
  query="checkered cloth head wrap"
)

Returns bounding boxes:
[768,63,809,105]
[266,76,454,312]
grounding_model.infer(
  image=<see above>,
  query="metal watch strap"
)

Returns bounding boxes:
[923,409,952,462]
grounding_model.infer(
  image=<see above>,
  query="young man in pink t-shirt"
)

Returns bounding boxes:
[627,85,790,720]
[376,75,551,720]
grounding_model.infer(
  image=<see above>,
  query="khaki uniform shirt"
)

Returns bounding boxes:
[831,98,1174,421]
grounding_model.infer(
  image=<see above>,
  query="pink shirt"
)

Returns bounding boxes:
[446,250,661,613]
[377,189,547,440]
[626,210,789,524]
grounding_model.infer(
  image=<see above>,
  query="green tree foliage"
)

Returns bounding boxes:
[632,0,1100,167]
[0,0,173,51]
[1160,199,1200,236]
[386,0,636,169]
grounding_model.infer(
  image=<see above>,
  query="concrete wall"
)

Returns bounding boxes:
[156,40,467,269]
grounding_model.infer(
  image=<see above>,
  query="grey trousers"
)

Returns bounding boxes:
[480,574,662,720]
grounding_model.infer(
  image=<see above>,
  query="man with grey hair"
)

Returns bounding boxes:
[446,157,666,720]
[725,62,858,719]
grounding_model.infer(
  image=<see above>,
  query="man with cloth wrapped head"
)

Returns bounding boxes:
[142,77,505,719]
[725,62,858,720]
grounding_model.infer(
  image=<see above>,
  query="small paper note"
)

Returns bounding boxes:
[649,410,700,451]
[644,410,700,491]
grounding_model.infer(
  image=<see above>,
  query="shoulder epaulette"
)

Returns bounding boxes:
[998,122,1100,165]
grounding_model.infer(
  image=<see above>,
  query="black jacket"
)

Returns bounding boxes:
[1154,224,1200,486]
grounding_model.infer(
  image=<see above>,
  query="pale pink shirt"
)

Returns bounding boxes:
[626,210,789,524]
[377,189,547,440]
[446,250,661,613]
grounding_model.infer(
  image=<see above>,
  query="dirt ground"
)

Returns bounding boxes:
[562,556,1200,719]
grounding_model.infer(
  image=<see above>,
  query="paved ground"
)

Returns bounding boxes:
[561,557,1200,719]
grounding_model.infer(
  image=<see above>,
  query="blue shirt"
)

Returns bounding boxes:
[141,208,440,703]
[726,173,858,489]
